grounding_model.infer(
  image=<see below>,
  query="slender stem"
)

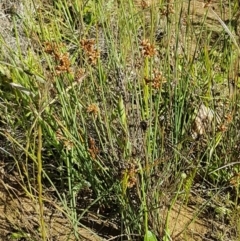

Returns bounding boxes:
[37,123,46,241]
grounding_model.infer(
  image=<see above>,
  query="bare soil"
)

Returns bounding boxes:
[0,169,233,241]
[0,164,104,241]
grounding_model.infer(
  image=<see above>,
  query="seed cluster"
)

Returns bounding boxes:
[80,38,100,65]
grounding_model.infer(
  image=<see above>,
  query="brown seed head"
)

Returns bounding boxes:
[140,39,156,57]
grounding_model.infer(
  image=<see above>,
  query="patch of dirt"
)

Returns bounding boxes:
[182,0,231,26]
[0,157,231,241]
[0,170,232,241]
[162,203,224,241]
[0,170,226,241]
[0,163,104,241]
[165,204,208,241]
[179,0,237,54]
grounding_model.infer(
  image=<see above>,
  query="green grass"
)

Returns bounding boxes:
[0,0,240,240]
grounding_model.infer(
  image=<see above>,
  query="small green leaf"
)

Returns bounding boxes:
[9,82,35,96]
[144,230,158,241]
[118,95,127,130]
[10,231,30,239]
[0,64,11,80]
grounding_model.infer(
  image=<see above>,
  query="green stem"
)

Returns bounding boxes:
[37,123,46,241]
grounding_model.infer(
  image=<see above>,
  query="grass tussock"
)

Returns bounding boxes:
[1,0,240,240]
